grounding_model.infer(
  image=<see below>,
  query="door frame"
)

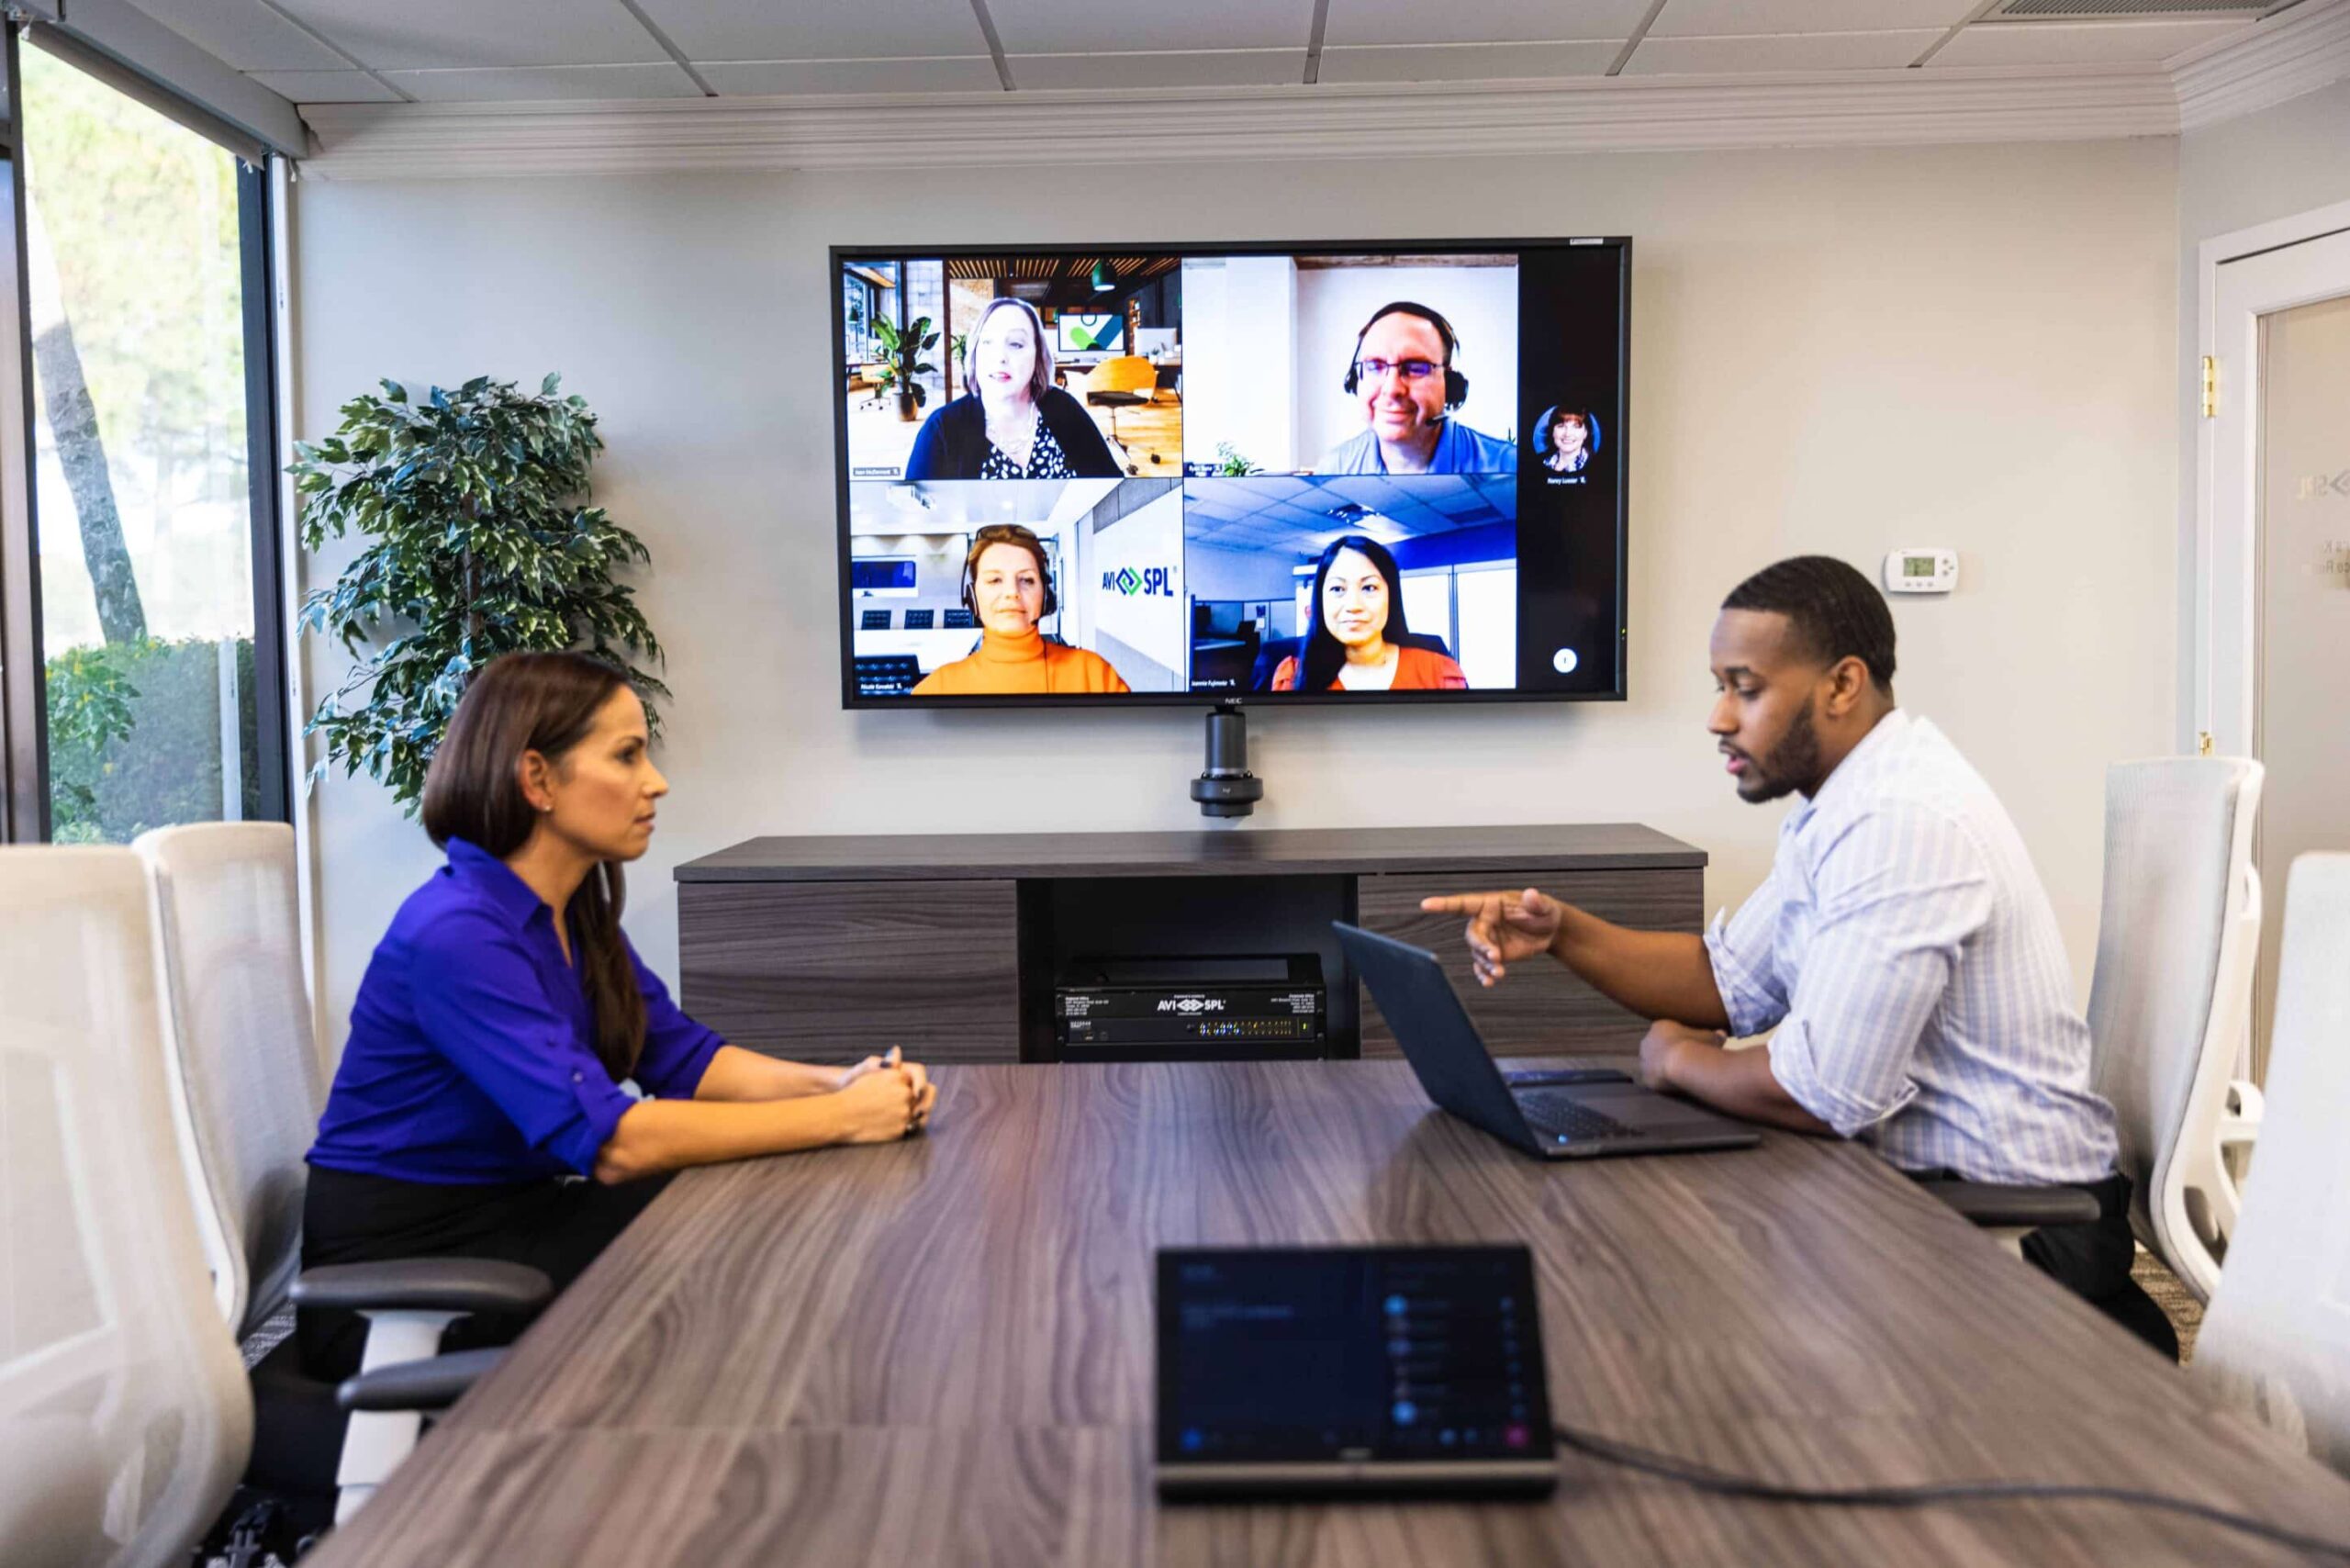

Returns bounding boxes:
[2192,197,2350,757]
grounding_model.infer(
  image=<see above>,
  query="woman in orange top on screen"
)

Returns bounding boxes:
[1268,534,1470,693]
[912,524,1131,696]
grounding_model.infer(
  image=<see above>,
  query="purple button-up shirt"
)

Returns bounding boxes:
[308,838,723,1184]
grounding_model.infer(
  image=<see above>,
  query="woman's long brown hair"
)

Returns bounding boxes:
[420,652,646,1081]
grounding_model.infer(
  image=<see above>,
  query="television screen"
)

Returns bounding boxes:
[834,239,1628,706]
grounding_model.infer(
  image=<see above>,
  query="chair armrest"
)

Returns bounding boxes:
[336,1347,506,1414]
[1919,1180,2101,1228]
[292,1259,553,1316]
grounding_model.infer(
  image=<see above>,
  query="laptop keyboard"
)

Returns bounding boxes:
[1515,1089,1643,1143]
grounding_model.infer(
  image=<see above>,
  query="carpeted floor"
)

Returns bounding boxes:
[2134,1247,2206,1363]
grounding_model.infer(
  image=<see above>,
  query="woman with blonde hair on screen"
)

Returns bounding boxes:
[912,523,1131,695]
[905,297,1123,480]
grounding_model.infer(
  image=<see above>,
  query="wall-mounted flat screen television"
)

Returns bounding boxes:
[834,239,1628,708]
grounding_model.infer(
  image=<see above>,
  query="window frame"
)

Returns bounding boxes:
[0,21,292,842]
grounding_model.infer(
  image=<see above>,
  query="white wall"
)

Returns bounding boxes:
[1180,256,1298,472]
[2174,78,2350,747]
[293,137,2180,1053]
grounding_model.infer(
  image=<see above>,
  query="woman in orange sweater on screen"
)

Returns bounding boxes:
[1269,534,1470,693]
[912,524,1131,696]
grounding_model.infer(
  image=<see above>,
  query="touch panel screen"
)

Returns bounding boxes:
[1156,1245,1555,1492]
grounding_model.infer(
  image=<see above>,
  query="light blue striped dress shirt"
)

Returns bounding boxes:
[1704,710,2119,1186]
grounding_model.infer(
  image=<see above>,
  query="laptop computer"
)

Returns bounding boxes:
[1334,922,1760,1159]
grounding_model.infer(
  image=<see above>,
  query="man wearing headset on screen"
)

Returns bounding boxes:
[1314,301,1517,476]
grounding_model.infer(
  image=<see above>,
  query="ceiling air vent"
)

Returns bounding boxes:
[1987,0,2285,16]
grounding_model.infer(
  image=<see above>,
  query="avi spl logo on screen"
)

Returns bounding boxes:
[1103,565,1177,598]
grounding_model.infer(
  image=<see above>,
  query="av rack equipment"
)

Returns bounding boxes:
[1057,955,1326,1061]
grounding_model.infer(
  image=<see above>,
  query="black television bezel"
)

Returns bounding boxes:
[831,236,1631,711]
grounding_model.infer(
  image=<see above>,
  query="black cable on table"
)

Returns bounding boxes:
[1551,1421,2350,1563]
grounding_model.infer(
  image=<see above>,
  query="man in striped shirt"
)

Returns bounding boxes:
[1424,555,2174,1354]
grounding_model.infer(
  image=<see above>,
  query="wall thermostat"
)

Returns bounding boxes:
[1883,548,1957,595]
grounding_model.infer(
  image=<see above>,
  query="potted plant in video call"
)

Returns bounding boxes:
[289,374,669,812]
[874,313,939,422]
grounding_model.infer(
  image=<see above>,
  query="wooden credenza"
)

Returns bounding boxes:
[676,824,1704,1064]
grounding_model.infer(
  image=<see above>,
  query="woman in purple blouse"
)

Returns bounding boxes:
[300,652,934,1377]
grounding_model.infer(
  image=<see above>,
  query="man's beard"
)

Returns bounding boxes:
[1737,697,1821,804]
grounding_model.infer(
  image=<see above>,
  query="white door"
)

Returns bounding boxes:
[2199,223,2350,1078]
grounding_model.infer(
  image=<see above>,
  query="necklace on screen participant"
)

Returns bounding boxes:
[980,418,1073,480]
[983,402,1038,468]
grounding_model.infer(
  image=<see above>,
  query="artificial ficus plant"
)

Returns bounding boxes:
[291,374,669,812]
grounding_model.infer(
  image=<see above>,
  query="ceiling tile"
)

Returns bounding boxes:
[1621,29,1944,73]
[1010,50,1307,89]
[129,0,347,71]
[270,0,666,69]
[247,68,403,102]
[628,0,991,61]
[1648,0,1976,39]
[1325,0,1651,48]
[379,63,705,101]
[697,57,1002,94]
[1318,40,1619,82]
[1929,17,2255,68]
[990,0,1310,55]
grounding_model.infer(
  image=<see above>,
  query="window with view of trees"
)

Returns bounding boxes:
[18,42,277,843]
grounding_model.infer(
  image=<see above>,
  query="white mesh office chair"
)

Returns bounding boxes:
[135,823,548,1524]
[135,823,320,1341]
[0,847,251,1567]
[1925,758,2265,1294]
[2194,854,2350,1473]
[2085,757,2264,1301]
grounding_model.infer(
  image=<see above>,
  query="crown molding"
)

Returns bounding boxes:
[295,67,2185,182]
[2173,0,2350,131]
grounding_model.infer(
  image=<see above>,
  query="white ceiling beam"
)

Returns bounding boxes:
[2173,0,2350,129]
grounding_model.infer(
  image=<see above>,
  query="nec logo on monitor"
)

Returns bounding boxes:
[1105,566,1176,598]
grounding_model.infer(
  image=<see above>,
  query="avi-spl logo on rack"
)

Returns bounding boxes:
[1156,996,1225,1014]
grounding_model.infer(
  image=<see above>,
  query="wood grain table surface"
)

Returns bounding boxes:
[307,1062,2350,1568]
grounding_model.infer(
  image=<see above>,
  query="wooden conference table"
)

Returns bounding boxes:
[309,1063,2350,1567]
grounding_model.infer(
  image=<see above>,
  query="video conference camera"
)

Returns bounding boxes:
[1191,701,1265,820]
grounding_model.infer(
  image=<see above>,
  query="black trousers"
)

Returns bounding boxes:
[1915,1169,2179,1361]
[298,1165,672,1382]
